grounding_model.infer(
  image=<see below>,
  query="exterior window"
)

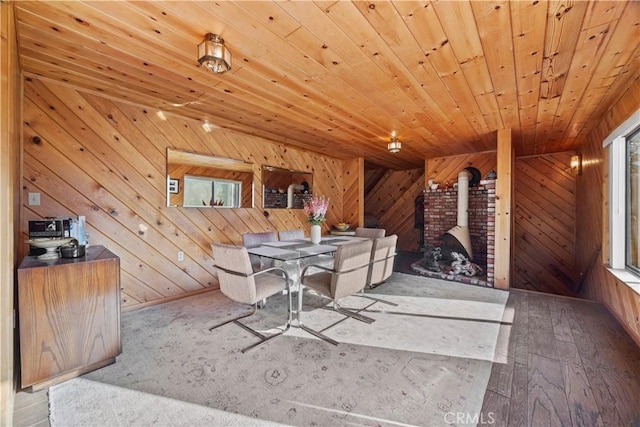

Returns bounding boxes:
[182,175,241,208]
[627,128,640,274]
[607,109,640,276]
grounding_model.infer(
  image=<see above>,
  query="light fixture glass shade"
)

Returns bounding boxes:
[570,154,582,175]
[388,133,401,153]
[198,33,231,73]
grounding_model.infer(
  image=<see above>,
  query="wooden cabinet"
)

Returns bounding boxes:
[18,245,121,391]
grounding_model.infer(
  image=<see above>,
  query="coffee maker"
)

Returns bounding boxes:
[28,219,71,256]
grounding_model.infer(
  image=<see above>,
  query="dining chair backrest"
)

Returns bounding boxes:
[278,229,304,241]
[331,239,374,299]
[354,227,386,239]
[212,243,257,305]
[242,231,278,248]
[368,235,398,286]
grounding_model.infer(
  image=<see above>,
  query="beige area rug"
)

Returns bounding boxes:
[49,273,508,427]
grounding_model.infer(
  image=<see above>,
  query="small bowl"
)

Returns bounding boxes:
[335,223,350,231]
[60,244,86,258]
[430,183,439,190]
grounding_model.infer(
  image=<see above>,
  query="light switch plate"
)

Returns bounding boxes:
[28,192,41,206]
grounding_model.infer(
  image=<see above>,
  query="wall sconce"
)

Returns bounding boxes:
[198,33,231,73]
[570,154,582,175]
[388,131,401,153]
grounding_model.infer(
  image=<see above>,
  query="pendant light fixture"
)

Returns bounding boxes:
[388,131,401,153]
[198,33,231,73]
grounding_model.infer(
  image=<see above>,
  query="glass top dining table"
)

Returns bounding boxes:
[246,235,369,326]
[246,236,368,262]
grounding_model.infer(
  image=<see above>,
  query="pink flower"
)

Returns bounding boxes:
[303,195,329,225]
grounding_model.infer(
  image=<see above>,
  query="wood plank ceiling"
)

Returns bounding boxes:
[12,0,640,170]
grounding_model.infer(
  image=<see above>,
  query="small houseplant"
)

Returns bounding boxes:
[303,195,329,243]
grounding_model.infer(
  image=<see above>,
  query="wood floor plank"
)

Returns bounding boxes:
[480,390,510,427]
[507,361,528,427]
[513,292,529,365]
[486,355,515,398]
[549,299,575,343]
[484,289,640,427]
[528,297,558,360]
[13,389,48,410]
[486,293,518,397]
[561,361,604,426]
[555,340,582,365]
[582,363,625,427]
[597,365,640,426]
[528,353,572,426]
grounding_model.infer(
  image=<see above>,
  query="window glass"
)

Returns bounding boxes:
[183,175,241,208]
[627,128,640,273]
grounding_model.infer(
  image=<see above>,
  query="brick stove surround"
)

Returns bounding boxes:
[422,179,496,286]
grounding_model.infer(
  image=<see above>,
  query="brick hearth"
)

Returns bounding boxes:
[416,179,496,287]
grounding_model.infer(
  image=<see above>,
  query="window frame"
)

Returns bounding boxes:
[626,128,640,275]
[605,108,640,275]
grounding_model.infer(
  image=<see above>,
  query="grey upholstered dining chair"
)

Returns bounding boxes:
[354,227,386,238]
[359,234,399,307]
[367,234,398,288]
[242,231,278,269]
[278,229,304,241]
[297,239,374,345]
[210,242,292,353]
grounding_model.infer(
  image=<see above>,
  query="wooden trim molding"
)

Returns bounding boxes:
[1,2,22,424]
[494,128,513,289]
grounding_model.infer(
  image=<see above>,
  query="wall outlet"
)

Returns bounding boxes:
[28,192,41,206]
[177,251,184,262]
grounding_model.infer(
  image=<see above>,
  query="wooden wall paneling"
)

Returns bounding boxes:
[513,199,574,269]
[21,94,216,288]
[364,167,388,196]
[342,158,363,227]
[21,78,346,309]
[515,161,575,243]
[495,129,513,289]
[21,155,201,300]
[79,93,168,174]
[1,2,21,424]
[364,167,425,252]
[426,151,497,185]
[578,80,640,345]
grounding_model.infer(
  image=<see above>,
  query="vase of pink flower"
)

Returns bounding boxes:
[303,195,329,244]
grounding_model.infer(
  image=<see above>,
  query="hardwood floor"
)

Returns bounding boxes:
[481,290,640,426]
[13,388,49,427]
[13,287,640,426]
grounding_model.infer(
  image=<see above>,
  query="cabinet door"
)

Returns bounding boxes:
[18,258,121,388]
